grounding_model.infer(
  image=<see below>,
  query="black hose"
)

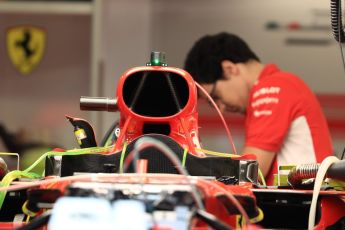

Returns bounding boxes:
[331,0,345,42]
[194,209,233,230]
[16,212,51,230]
[287,164,319,186]
[327,160,345,181]
[288,160,345,186]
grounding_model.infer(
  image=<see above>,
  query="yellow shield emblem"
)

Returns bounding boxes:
[6,26,46,75]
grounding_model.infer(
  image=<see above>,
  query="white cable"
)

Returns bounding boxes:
[308,156,340,230]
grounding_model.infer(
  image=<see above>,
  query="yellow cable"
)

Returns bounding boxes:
[0,170,40,211]
[119,142,127,173]
[196,148,266,186]
[258,169,266,186]
[22,200,38,217]
[25,214,31,223]
[195,148,240,158]
[250,207,264,223]
[23,145,114,173]
[182,147,188,167]
[0,146,114,212]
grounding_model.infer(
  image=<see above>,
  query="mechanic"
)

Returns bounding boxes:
[184,32,334,185]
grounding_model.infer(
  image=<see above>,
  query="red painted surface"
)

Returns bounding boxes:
[314,196,345,229]
[0,223,25,230]
[114,66,203,156]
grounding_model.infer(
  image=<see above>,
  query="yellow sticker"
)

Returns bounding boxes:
[75,129,87,145]
[6,26,46,75]
[236,215,244,228]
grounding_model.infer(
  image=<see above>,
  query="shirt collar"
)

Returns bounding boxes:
[258,64,280,81]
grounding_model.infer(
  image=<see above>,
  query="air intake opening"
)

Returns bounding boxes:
[122,71,189,117]
[143,123,171,135]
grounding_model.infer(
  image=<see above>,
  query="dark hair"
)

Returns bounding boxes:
[184,32,260,84]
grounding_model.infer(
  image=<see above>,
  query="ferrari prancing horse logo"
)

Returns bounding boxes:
[6,26,46,75]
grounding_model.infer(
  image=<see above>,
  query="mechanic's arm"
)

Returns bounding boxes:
[242,146,276,177]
